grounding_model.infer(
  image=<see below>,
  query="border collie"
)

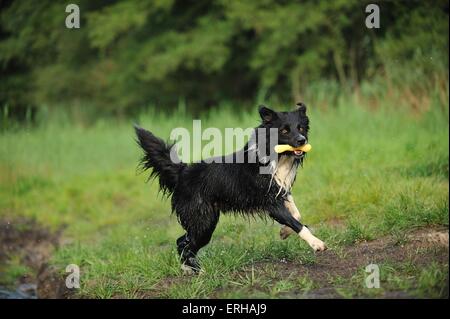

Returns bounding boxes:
[135,103,326,274]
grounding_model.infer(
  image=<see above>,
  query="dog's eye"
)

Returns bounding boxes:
[280,128,289,135]
[298,126,304,133]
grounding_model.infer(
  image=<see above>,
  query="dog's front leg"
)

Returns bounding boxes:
[270,205,326,251]
[280,194,301,240]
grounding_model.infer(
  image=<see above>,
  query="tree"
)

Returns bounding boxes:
[0,0,448,119]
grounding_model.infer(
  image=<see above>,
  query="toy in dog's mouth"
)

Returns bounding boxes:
[274,144,312,157]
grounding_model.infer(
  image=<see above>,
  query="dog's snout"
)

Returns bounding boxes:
[297,135,306,146]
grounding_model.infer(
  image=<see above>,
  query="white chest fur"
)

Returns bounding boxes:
[272,156,298,195]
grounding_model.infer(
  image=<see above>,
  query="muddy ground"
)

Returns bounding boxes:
[247,228,449,298]
[152,228,450,299]
[0,218,448,299]
[0,218,70,298]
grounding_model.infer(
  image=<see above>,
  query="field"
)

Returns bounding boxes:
[0,99,448,298]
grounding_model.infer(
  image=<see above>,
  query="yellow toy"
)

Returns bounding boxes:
[274,143,312,155]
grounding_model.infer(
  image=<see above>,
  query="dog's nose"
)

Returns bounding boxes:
[297,136,306,146]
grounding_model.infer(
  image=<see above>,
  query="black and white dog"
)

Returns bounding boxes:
[135,103,326,274]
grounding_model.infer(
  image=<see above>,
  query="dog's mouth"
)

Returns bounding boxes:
[293,149,303,156]
[274,144,311,159]
[291,150,305,158]
[281,149,304,158]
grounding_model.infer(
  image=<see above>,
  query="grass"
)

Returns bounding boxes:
[332,260,449,299]
[0,98,448,298]
[0,254,32,288]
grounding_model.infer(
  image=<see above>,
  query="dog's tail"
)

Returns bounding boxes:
[134,125,186,195]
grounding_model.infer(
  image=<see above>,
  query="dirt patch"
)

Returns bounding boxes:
[233,227,449,298]
[151,227,448,298]
[0,218,71,298]
[2,218,447,299]
[0,218,59,268]
[36,264,73,298]
[409,228,449,247]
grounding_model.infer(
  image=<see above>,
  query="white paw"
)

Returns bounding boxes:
[299,227,327,252]
[309,238,327,251]
[180,264,204,276]
[181,264,196,276]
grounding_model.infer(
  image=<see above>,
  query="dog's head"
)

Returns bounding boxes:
[258,102,310,159]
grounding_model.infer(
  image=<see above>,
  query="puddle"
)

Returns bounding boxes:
[0,283,37,299]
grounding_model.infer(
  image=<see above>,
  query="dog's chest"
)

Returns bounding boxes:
[272,156,298,192]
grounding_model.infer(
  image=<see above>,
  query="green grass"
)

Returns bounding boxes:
[0,99,448,298]
[332,260,449,299]
[0,254,33,288]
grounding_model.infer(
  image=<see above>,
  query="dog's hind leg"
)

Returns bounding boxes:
[177,209,220,275]
[177,234,201,275]
[280,194,301,240]
[176,233,189,257]
[270,205,326,251]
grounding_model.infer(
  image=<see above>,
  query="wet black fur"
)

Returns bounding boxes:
[135,103,310,272]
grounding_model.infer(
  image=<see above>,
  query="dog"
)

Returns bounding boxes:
[135,102,326,274]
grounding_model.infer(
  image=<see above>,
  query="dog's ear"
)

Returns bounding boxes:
[259,105,277,122]
[296,102,307,115]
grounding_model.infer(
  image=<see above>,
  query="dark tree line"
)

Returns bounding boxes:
[0,0,448,119]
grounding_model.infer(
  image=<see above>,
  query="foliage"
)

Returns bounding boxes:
[0,0,448,118]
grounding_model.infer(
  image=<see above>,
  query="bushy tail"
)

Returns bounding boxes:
[134,125,186,195]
